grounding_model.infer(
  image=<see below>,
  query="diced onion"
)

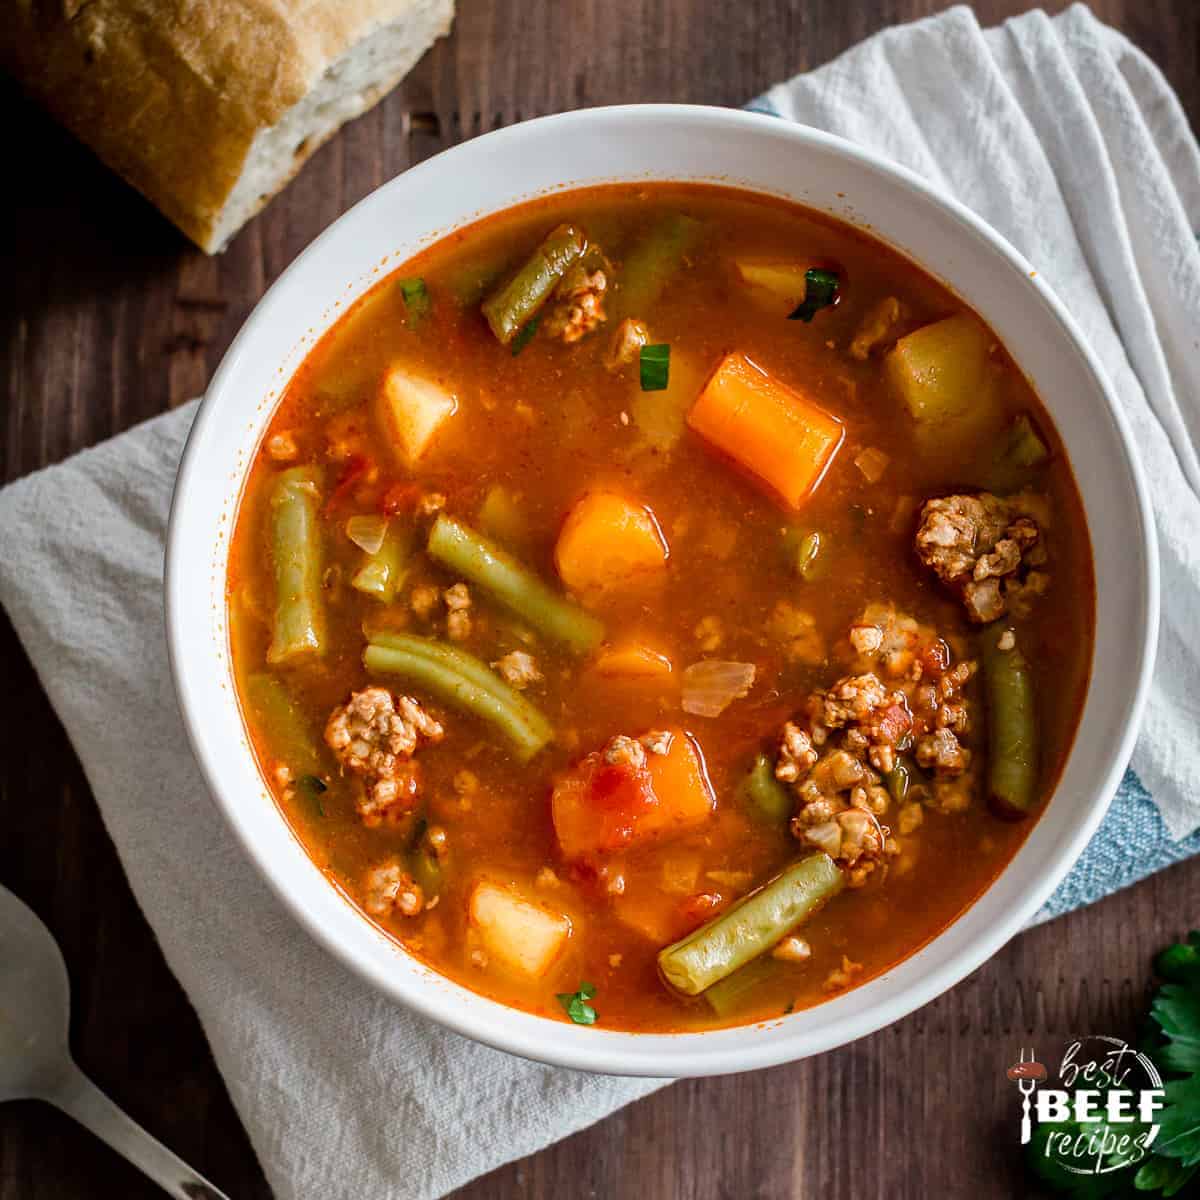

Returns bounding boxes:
[854,446,891,483]
[346,513,389,555]
[681,660,756,717]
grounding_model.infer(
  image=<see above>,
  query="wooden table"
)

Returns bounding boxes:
[3,2,1197,1196]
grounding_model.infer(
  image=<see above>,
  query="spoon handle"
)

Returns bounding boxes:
[48,1063,230,1199]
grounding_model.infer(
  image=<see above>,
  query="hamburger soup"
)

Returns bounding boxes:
[227,184,1093,1032]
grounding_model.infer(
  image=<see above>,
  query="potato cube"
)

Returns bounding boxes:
[376,364,458,466]
[468,880,571,978]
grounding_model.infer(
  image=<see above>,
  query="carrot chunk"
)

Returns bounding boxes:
[686,353,844,509]
[551,730,715,862]
[594,643,674,678]
[639,731,717,839]
[554,491,669,596]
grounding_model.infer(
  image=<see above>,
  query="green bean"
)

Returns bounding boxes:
[426,514,604,653]
[885,762,910,804]
[367,630,553,742]
[352,522,413,603]
[982,624,1039,818]
[363,636,553,761]
[703,956,779,1018]
[737,753,792,824]
[614,213,703,317]
[267,466,325,663]
[409,828,444,897]
[986,413,1050,492]
[658,853,844,996]
[482,224,587,344]
[242,674,323,777]
[782,528,826,581]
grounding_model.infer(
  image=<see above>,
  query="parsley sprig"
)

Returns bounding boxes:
[1027,932,1200,1197]
[556,981,598,1026]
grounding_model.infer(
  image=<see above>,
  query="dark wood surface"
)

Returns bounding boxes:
[3,2,1197,1197]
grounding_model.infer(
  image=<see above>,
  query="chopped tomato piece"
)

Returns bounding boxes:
[325,454,371,515]
[551,730,715,862]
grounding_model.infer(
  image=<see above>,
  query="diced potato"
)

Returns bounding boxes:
[638,730,716,840]
[375,364,458,466]
[733,260,812,315]
[468,880,571,978]
[687,353,844,510]
[629,352,707,452]
[594,642,674,678]
[554,492,669,596]
[613,890,688,944]
[884,313,994,422]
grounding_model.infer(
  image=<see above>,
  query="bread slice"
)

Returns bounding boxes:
[2,0,455,253]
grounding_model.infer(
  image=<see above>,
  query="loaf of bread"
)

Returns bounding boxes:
[3,0,455,252]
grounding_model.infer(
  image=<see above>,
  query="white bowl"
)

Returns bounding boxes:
[165,105,1158,1076]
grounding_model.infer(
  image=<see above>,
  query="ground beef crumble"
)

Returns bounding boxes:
[325,687,444,826]
[914,491,1050,623]
[773,607,978,886]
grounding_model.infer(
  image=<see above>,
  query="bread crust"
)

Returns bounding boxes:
[4,0,453,251]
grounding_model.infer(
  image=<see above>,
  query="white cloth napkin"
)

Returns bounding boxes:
[2,6,1197,1199]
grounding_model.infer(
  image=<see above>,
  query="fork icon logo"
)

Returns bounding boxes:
[1006,1049,1048,1145]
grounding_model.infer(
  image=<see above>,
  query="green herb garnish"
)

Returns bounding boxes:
[556,981,598,1025]
[399,277,430,325]
[1026,931,1200,1196]
[639,343,671,391]
[510,315,540,356]
[788,268,840,322]
[298,774,327,817]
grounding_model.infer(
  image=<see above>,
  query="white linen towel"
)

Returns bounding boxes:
[1,6,1197,1198]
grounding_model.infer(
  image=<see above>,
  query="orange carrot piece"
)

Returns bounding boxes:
[554,491,669,595]
[594,643,674,678]
[686,353,844,509]
[639,731,716,839]
[550,729,714,862]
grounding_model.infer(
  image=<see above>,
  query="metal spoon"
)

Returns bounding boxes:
[0,882,230,1199]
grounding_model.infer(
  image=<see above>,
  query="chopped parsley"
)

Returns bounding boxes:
[639,343,671,391]
[298,774,327,817]
[788,268,840,322]
[556,981,598,1026]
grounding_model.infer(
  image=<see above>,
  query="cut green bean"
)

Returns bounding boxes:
[986,413,1050,492]
[267,466,325,664]
[426,514,604,653]
[363,635,553,761]
[242,674,323,778]
[658,853,844,996]
[737,753,792,824]
[352,521,414,603]
[367,630,553,742]
[409,828,444,896]
[482,224,587,344]
[782,528,826,581]
[615,213,703,317]
[703,956,780,1018]
[885,762,910,804]
[982,624,1039,818]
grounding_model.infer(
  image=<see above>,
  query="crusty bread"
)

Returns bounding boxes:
[3,0,455,252]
